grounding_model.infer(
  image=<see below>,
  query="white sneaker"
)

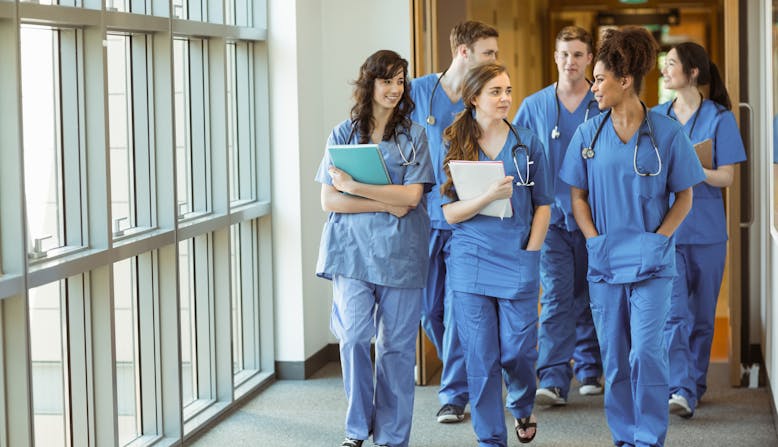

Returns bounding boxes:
[579,377,604,396]
[535,387,567,406]
[669,393,693,418]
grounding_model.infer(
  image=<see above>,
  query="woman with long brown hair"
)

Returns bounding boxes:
[441,62,552,445]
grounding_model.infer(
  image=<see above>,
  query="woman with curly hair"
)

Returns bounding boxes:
[315,49,434,447]
[560,27,705,446]
[441,62,552,445]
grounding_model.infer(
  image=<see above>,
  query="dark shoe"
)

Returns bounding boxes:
[515,415,537,444]
[340,438,363,447]
[579,377,604,396]
[535,387,567,406]
[436,403,465,423]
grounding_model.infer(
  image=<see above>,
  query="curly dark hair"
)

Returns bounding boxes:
[350,50,414,143]
[595,26,658,94]
[441,63,509,199]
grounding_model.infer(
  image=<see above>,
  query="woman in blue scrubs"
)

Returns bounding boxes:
[315,50,434,447]
[441,62,552,445]
[653,42,746,418]
[560,27,705,447]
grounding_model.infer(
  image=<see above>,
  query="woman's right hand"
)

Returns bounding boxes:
[486,176,514,201]
[386,204,414,218]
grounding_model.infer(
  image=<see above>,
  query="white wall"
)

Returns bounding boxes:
[269,0,412,363]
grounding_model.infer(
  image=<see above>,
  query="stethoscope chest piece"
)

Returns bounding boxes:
[582,147,595,159]
[426,115,436,125]
[551,126,560,140]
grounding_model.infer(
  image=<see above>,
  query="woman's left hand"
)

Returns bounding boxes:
[329,167,355,193]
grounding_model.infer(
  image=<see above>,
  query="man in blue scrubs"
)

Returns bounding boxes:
[513,25,603,407]
[409,20,499,423]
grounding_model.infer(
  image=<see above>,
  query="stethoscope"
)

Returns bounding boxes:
[551,80,599,140]
[425,68,449,125]
[346,122,419,166]
[581,102,662,177]
[505,119,534,186]
[665,91,703,139]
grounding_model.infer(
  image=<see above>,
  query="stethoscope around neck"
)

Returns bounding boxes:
[666,91,703,139]
[580,102,662,177]
[551,80,599,140]
[346,122,419,166]
[504,119,534,186]
[425,68,449,126]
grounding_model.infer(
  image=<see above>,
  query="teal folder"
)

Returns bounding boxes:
[327,144,392,185]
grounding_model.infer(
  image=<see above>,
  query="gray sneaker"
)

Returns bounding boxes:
[669,394,693,418]
[436,404,465,423]
[341,438,363,447]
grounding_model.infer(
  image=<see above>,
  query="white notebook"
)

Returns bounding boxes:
[448,160,512,219]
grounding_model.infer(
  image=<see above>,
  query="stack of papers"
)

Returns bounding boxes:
[448,160,512,219]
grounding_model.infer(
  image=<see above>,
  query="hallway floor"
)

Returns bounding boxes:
[191,361,777,446]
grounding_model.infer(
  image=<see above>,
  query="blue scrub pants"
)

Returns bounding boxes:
[453,291,538,447]
[589,278,671,447]
[331,276,422,447]
[421,228,468,407]
[668,242,726,405]
[538,226,602,397]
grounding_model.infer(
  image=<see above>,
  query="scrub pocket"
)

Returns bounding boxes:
[638,232,673,276]
[585,234,610,282]
[514,248,541,297]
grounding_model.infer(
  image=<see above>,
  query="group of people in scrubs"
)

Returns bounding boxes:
[315,19,746,447]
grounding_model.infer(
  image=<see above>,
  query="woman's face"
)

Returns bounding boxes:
[372,68,405,112]
[472,72,512,121]
[661,48,690,90]
[591,61,624,110]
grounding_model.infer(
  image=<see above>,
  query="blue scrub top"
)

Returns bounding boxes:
[441,125,553,299]
[559,110,706,284]
[315,119,435,289]
[654,99,746,244]
[513,84,601,232]
[410,73,465,231]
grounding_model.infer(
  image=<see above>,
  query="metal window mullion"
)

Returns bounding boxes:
[252,43,270,203]
[59,29,85,249]
[131,34,153,229]
[124,36,138,230]
[157,244,182,439]
[3,295,34,447]
[236,0,249,28]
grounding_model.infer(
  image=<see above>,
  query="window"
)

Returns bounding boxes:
[107,33,154,237]
[230,224,244,374]
[22,26,85,261]
[179,239,198,407]
[113,258,141,445]
[227,42,257,204]
[174,38,211,219]
[29,281,70,447]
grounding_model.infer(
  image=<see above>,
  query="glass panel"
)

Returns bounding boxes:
[113,258,141,445]
[226,43,238,202]
[106,0,128,12]
[179,239,197,406]
[230,42,256,203]
[29,281,69,447]
[107,34,136,236]
[173,39,192,217]
[230,224,243,374]
[173,0,186,19]
[21,26,64,256]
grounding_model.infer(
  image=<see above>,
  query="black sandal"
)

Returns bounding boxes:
[515,415,537,444]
